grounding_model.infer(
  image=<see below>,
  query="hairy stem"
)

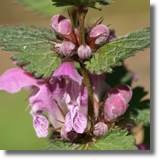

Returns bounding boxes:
[78,7,88,45]
[80,63,95,128]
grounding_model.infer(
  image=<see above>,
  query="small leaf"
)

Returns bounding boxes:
[85,27,150,74]
[47,139,79,150]
[13,0,64,16]
[0,25,62,78]
[52,0,114,10]
[128,87,150,126]
[76,129,138,150]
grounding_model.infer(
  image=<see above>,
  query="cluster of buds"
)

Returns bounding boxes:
[50,14,110,59]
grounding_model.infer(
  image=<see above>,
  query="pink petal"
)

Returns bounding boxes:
[93,122,108,137]
[109,84,132,103]
[29,84,65,129]
[0,68,38,93]
[52,62,83,85]
[30,110,49,138]
[65,112,72,132]
[73,112,87,133]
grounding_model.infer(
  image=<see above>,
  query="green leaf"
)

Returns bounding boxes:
[0,25,62,78]
[13,0,64,16]
[85,27,150,74]
[76,129,138,150]
[128,87,150,126]
[47,139,79,150]
[52,0,114,10]
[47,130,137,150]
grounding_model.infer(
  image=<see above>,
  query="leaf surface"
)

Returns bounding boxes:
[52,0,114,10]
[0,25,62,78]
[76,129,137,150]
[85,27,150,74]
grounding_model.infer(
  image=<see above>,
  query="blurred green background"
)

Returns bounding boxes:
[0,0,150,150]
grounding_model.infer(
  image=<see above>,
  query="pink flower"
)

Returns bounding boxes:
[60,41,76,57]
[0,62,88,138]
[77,44,92,59]
[104,84,132,121]
[90,24,109,45]
[50,15,77,45]
[87,24,109,49]
[51,62,88,134]
[93,122,108,137]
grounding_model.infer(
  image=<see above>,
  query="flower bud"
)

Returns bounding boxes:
[104,95,128,121]
[90,24,109,44]
[93,122,108,137]
[60,41,76,57]
[50,15,71,35]
[77,44,92,59]
[61,126,78,141]
[109,84,132,103]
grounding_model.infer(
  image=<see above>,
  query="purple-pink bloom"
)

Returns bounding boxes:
[60,41,76,57]
[77,44,92,59]
[90,24,109,44]
[104,84,132,121]
[0,62,88,138]
[93,122,108,137]
[50,14,71,35]
[0,68,64,138]
[51,62,88,134]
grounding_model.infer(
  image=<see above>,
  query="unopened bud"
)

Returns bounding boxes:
[60,41,76,57]
[93,122,108,137]
[50,15,71,35]
[90,24,109,44]
[77,44,92,59]
[109,84,132,103]
[104,95,128,121]
[61,126,78,141]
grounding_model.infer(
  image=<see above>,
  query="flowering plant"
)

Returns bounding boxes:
[0,0,150,150]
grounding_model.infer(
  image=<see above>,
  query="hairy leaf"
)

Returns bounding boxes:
[85,27,150,74]
[52,0,114,10]
[0,25,62,78]
[47,129,137,150]
[13,0,64,16]
[128,87,150,126]
[76,129,137,150]
[47,139,79,150]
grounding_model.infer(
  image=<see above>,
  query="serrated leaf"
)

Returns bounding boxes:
[47,139,79,150]
[76,129,138,150]
[0,25,62,78]
[128,87,150,126]
[13,0,64,16]
[52,0,114,10]
[85,27,150,74]
[47,130,137,150]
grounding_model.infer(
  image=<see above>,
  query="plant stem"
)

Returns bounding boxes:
[78,6,95,128]
[78,7,88,45]
[80,63,95,128]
